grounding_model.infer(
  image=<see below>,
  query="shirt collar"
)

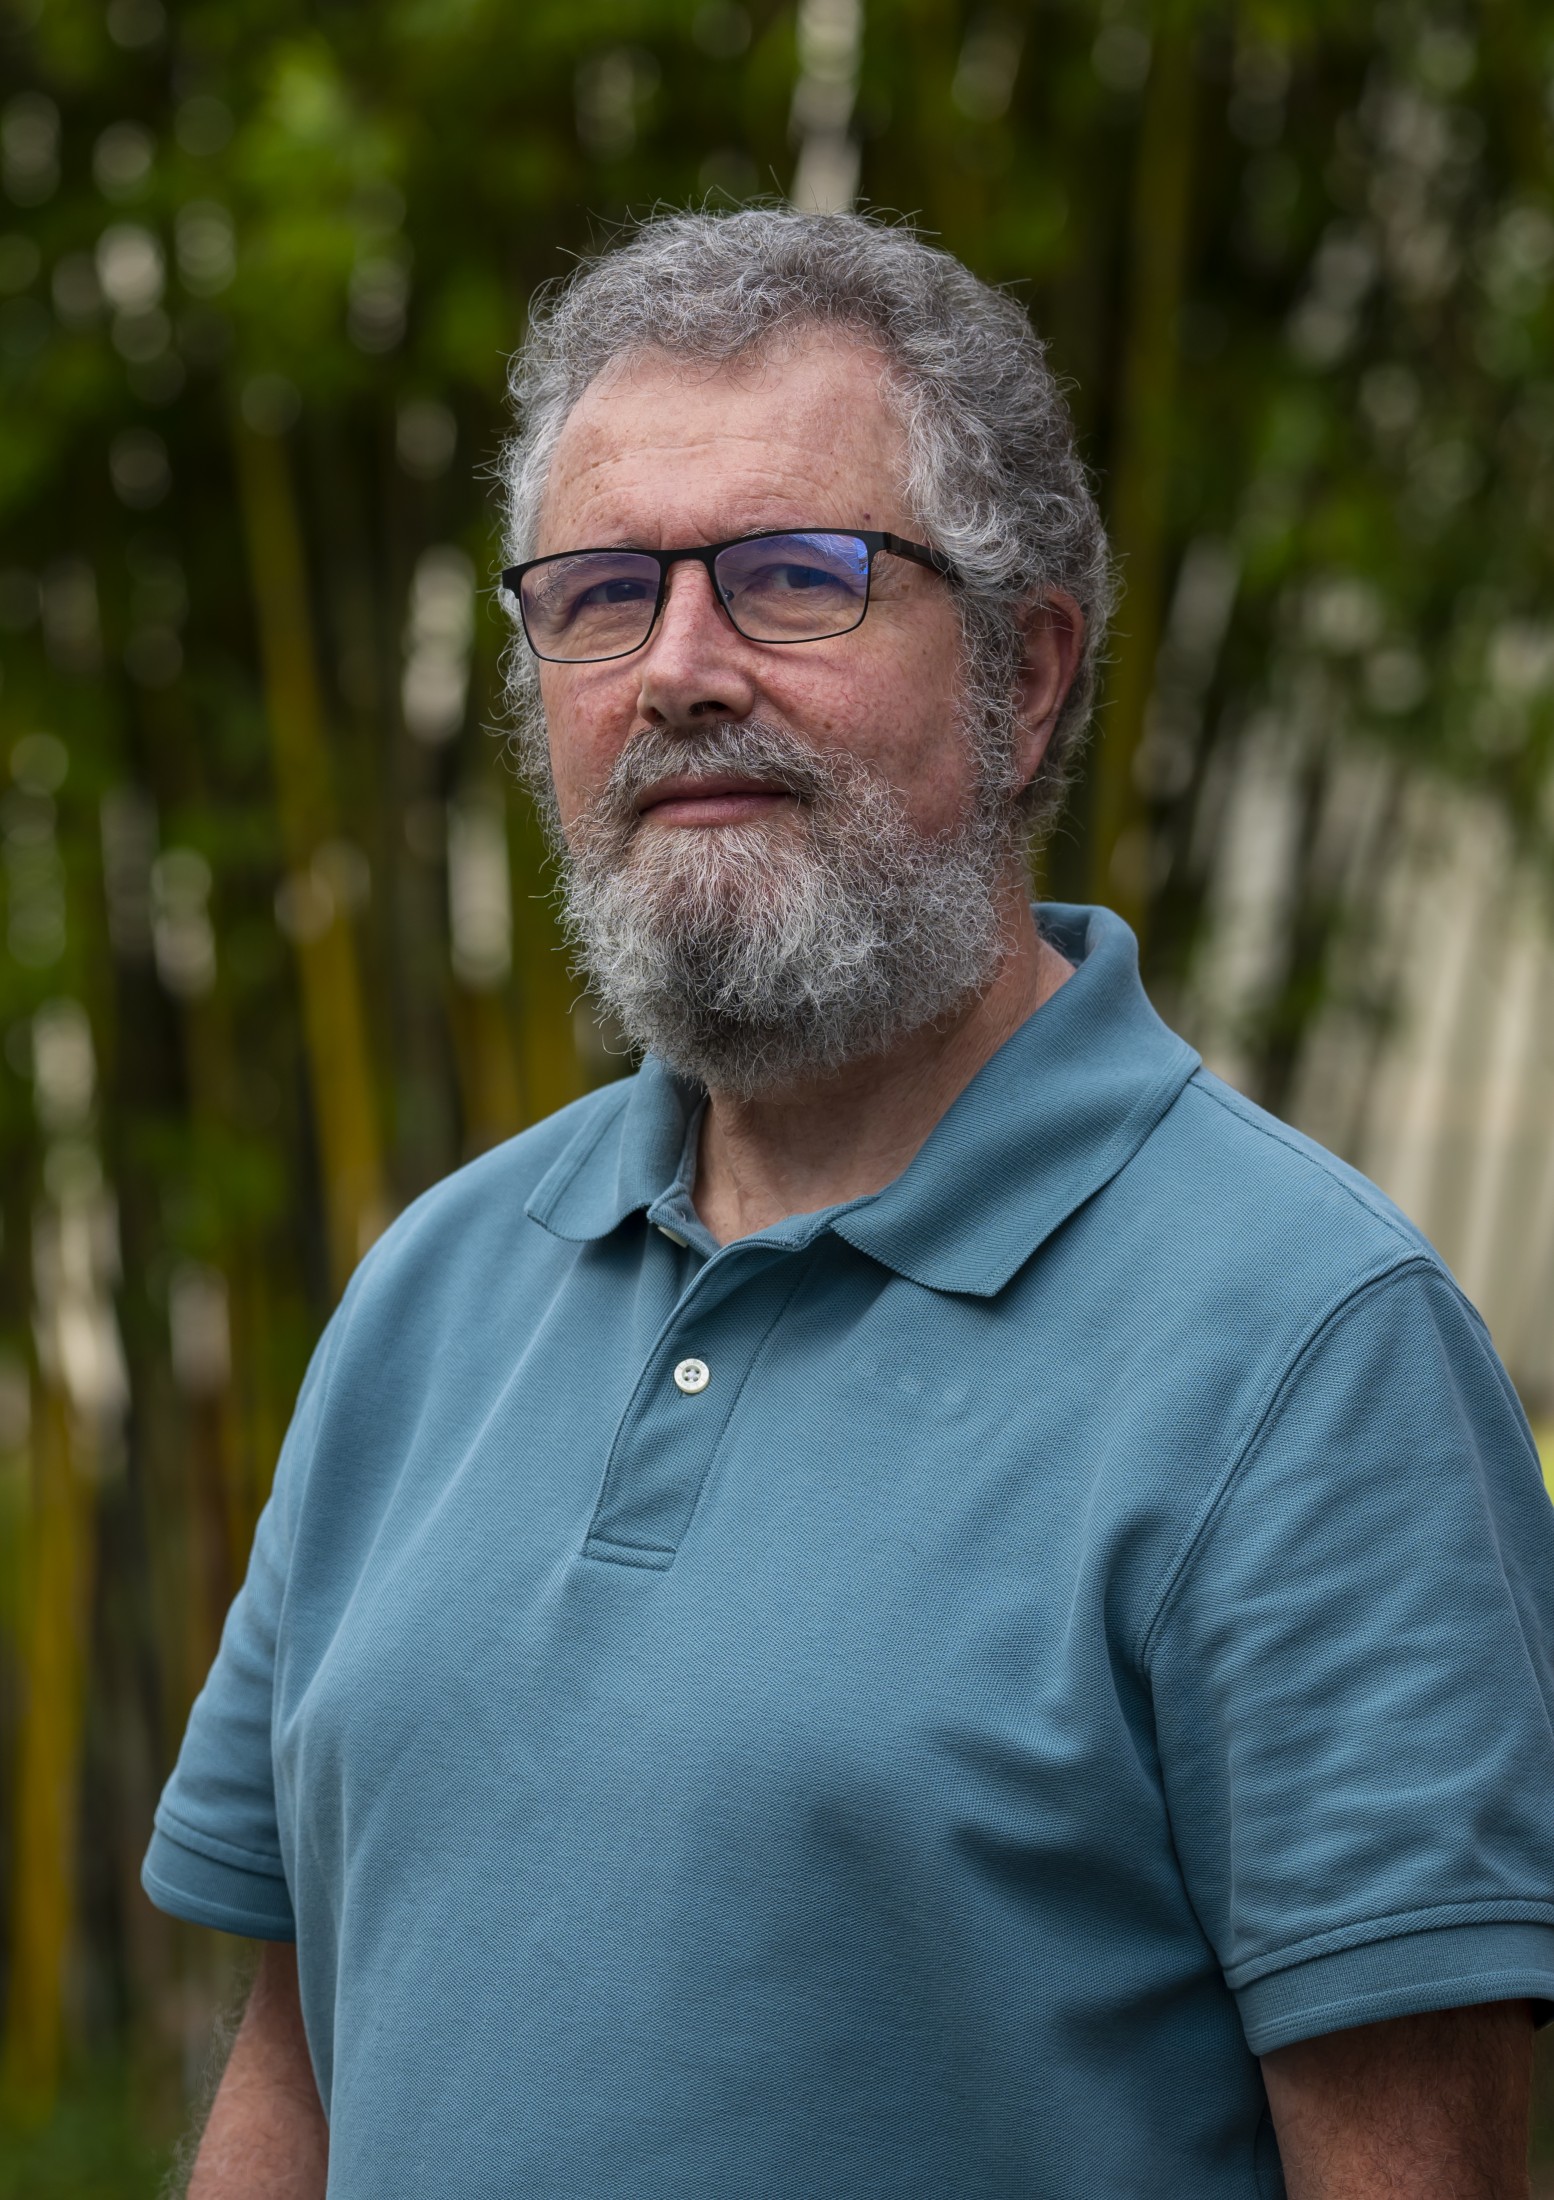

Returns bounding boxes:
[524,904,1199,1298]
[525,1050,698,1246]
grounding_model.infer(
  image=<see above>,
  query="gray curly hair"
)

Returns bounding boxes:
[499,206,1113,839]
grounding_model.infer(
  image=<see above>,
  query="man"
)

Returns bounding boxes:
[145,209,1554,2197]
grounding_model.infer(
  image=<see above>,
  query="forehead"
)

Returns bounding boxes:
[536,330,909,552]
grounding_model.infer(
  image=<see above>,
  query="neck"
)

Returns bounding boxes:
[693,888,1072,1244]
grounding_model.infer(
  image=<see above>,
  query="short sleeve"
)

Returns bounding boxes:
[1146,1259,1554,2055]
[140,1319,340,1940]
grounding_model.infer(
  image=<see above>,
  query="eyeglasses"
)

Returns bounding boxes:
[500,528,955,665]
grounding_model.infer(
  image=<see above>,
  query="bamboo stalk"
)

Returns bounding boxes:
[449,986,526,1155]
[507,782,587,1125]
[231,418,389,1291]
[1481,0,1549,189]
[1087,11,1197,939]
[0,1383,92,2122]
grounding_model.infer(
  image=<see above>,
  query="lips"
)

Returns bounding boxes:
[635,772,795,814]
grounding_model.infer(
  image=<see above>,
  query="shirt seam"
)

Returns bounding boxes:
[578,1536,676,1569]
[1221,1899,1554,1990]
[1137,1252,1445,1670]
[1188,1073,1424,1249]
[1242,1967,1554,2055]
[141,1864,297,1939]
[154,1800,288,1877]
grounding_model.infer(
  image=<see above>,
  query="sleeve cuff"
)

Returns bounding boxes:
[1236,1919,1554,2054]
[141,1822,296,1942]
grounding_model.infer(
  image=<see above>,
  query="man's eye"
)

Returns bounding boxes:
[575,577,652,610]
[756,562,842,593]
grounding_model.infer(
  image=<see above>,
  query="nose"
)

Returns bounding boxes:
[633,557,760,728]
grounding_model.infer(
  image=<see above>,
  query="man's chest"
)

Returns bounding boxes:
[259,1213,1290,2190]
[272,1232,1184,1926]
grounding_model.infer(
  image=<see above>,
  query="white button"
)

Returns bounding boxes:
[657,1224,688,1247]
[673,1357,710,1395]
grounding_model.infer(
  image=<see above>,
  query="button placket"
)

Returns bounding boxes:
[580,1243,817,1569]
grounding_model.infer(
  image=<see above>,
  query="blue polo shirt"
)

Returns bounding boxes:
[144,904,1554,2199]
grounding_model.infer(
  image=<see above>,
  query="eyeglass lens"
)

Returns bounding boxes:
[519,532,872,662]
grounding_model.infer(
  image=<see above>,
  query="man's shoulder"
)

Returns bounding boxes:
[1100,1068,1538,1655]
[346,1077,635,1298]
[258,1080,644,1524]
[1124,1062,1459,1340]
[1175,1067,1428,1251]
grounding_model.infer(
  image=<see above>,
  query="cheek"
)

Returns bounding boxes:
[539,670,627,820]
[805,627,970,814]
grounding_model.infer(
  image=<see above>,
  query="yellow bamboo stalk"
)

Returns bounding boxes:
[515,931,586,1124]
[0,1384,91,2122]
[1087,11,1197,938]
[509,796,587,1125]
[231,418,388,1291]
[450,985,526,1156]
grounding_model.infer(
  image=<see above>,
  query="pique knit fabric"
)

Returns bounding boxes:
[143,904,1554,2200]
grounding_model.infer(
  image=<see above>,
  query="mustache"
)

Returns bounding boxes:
[594,719,843,822]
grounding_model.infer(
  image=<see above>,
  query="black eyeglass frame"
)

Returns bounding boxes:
[500,528,957,665]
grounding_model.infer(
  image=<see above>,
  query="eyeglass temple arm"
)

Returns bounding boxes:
[878,532,957,578]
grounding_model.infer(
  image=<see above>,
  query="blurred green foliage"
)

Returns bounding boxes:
[0,0,1552,2182]
[0,2064,170,2198]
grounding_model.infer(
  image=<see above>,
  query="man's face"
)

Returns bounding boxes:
[535,332,976,849]
[524,330,1036,1097]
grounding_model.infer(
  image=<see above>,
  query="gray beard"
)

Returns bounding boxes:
[548,718,1013,1099]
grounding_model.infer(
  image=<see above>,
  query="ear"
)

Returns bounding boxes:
[1010,589,1085,795]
